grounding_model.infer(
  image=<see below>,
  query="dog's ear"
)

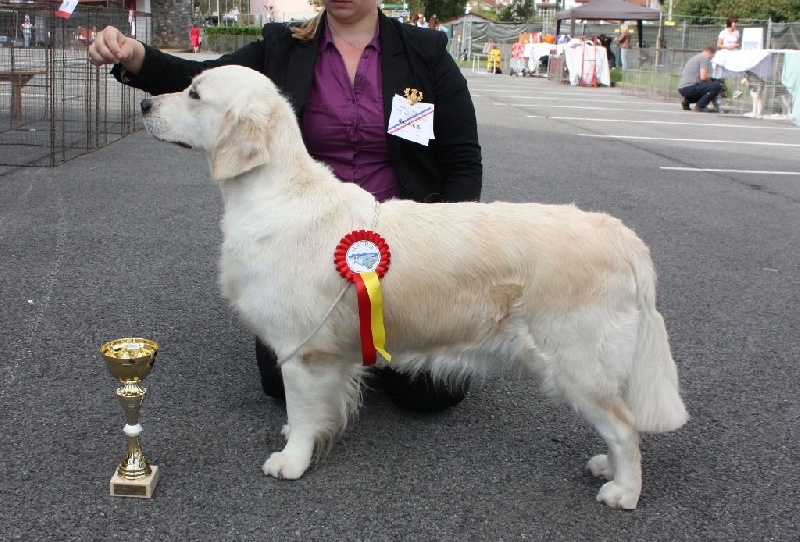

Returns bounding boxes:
[211,108,271,181]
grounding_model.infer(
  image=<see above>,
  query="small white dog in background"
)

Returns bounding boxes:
[141,65,688,510]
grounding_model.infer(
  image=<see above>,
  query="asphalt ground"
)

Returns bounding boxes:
[1,68,798,541]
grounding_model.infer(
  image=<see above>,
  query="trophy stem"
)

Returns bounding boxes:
[118,435,152,479]
[115,384,152,480]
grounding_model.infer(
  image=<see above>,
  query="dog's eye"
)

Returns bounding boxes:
[188,88,200,100]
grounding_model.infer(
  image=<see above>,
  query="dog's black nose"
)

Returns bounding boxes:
[140,99,152,115]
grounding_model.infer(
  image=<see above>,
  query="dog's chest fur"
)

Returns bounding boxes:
[216,173,376,349]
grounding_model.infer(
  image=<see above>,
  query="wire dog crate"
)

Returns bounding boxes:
[0,2,151,166]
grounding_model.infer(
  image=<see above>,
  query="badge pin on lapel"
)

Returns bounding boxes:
[404,88,423,106]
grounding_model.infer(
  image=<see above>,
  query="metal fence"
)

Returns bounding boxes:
[450,20,797,122]
[0,2,150,167]
[622,49,794,118]
[448,19,800,67]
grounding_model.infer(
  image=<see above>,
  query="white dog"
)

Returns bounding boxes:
[142,65,688,509]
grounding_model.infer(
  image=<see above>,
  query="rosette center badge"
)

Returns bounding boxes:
[346,241,381,273]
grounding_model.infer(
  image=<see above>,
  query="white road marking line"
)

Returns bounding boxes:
[503,95,666,104]
[579,134,800,147]
[473,94,670,106]
[661,167,800,175]
[531,116,795,130]
[513,104,697,114]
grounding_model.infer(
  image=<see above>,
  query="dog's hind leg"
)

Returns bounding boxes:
[541,311,642,509]
[262,356,361,480]
[577,394,642,509]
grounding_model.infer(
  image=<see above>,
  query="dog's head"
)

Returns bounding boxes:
[141,65,290,181]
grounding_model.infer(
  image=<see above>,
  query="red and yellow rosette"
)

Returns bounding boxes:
[334,230,391,366]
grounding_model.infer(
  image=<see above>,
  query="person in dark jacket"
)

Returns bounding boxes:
[597,34,615,69]
[88,0,483,413]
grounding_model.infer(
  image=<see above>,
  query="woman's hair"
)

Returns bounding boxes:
[291,11,322,41]
[429,14,439,29]
[726,17,738,28]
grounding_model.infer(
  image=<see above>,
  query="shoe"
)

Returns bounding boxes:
[382,368,470,413]
[681,98,691,111]
[732,90,743,99]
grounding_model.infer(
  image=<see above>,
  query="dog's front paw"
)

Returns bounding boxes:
[596,481,639,510]
[262,451,309,480]
[587,454,615,480]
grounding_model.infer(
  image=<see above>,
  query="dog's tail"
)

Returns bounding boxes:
[625,249,689,433]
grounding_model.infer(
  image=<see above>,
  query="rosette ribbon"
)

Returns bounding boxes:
[334,230,392,366]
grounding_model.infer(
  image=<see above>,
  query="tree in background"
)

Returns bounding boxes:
[497,0,533,22]
[416,0,471,21]
[672,0,800,22]
[406,0,424,20]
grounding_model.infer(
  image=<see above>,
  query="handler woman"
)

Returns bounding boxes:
[88,0,483,413]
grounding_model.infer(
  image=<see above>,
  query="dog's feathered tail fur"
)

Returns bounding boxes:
[626,249,688,432]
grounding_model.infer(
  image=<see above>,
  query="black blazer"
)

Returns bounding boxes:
[115,11,482,203]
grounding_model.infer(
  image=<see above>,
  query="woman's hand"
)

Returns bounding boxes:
[88,26,145,74]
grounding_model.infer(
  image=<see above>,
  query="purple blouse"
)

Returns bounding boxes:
[299,22,402,202]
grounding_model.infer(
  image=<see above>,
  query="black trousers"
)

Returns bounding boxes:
[255,338,469,413]
[679,80,722,109]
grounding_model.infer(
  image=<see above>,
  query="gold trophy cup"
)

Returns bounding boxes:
[101,338,160,498]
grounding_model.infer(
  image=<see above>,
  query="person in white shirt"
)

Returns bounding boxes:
[717,17,740,50]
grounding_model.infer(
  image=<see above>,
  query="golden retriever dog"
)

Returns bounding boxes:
[141,65,688,509]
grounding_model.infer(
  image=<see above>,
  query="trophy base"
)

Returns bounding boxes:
[110,465,160,499]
